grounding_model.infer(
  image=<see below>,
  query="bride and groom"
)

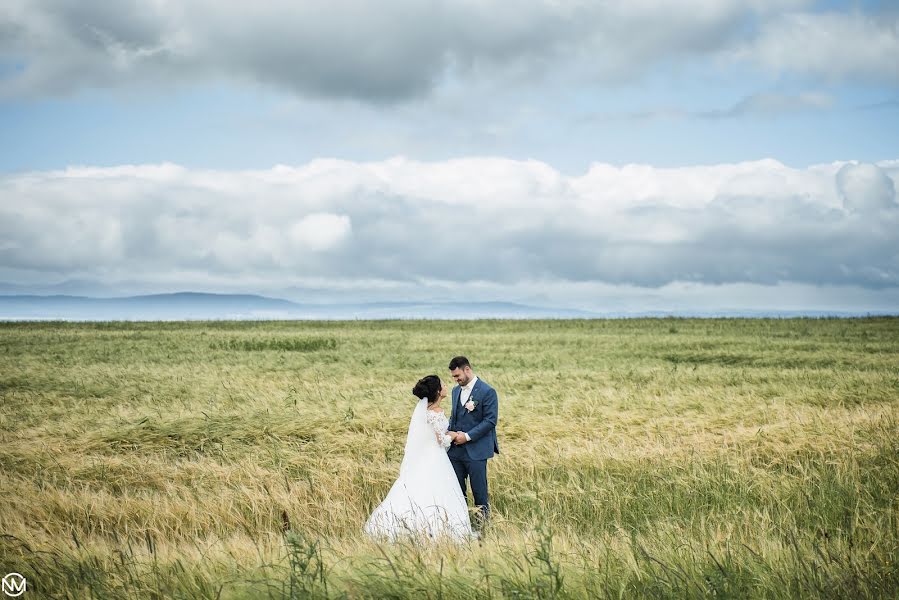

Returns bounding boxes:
[364,356,499,542]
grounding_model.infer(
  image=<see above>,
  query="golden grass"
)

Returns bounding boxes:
[1,317,897,598]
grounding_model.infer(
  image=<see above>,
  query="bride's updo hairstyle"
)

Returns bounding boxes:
[412,375,441,404]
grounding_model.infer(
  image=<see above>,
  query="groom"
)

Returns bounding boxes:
[447,356,499,528]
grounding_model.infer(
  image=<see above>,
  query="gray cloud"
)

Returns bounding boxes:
[580,91,834,123]
[1,159,897,291]
[701,92,833,118]
[857,98,899,111]
[733,9,899,85]
[7,0,888,102]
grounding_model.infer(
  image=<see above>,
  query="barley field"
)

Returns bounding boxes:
[1,318,897,599]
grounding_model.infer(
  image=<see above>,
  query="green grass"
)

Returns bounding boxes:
[211,337,338,353]
[1,317,897,598]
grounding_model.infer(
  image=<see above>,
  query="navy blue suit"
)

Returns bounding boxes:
[447,377,499,523]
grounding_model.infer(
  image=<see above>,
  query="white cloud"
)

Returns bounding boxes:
[836,163,897,213]
[289,213,352,252]
[1,158,897,294]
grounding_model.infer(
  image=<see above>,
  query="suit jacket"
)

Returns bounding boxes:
[447,377,499,461]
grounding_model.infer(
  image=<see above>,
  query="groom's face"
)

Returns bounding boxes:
[450,366,472,386]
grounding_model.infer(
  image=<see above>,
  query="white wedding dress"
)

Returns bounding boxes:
[364,399,473,542]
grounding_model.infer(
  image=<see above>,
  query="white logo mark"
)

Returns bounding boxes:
[2,573,26,597]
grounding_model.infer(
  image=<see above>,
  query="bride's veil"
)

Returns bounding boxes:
[399,397,431,475]
[364,395,472,542]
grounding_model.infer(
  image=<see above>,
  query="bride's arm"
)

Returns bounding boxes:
[427,412,453,448]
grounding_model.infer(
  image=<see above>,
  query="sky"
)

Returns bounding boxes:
[1,0,898,313]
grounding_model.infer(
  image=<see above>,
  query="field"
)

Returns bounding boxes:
[1,318,897,599]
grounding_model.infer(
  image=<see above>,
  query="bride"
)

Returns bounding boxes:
[364,375,474,542]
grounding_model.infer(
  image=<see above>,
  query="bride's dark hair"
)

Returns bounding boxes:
[412,375,441,404]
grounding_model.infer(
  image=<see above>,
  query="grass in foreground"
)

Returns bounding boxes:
[1,317,897,598]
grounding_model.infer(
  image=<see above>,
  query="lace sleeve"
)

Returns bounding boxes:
[426,411,452,449]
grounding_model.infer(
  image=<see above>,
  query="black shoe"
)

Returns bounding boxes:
[473,506,490,533]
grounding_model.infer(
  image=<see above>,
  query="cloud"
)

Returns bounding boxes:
[1,158,897,292]
[581,92,834,123]
[733,10,899,84]
[7,0,887,102]
[836,163,897,213]
[289,213,352,252]
[702,92,833,118]
[856,98,899,111]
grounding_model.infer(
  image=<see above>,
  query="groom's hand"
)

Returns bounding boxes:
[453,431,468,444]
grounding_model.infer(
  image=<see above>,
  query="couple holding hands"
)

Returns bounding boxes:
[364,356,499,542]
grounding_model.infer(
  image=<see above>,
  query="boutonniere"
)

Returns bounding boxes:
[465,399,478,412]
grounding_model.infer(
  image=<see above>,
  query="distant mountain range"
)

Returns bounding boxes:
[0,292,597,320]
[0,292,895,321]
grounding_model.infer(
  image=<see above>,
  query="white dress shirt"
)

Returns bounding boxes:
[458,375,478,442]
[460,375,478,406]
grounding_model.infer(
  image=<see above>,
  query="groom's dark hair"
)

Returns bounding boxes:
[448,356,471,371]
[412,375,441,404]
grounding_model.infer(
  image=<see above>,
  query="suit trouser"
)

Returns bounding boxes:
[449,455,489,522]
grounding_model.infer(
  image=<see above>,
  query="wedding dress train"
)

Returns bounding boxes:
[364,399,473,542]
